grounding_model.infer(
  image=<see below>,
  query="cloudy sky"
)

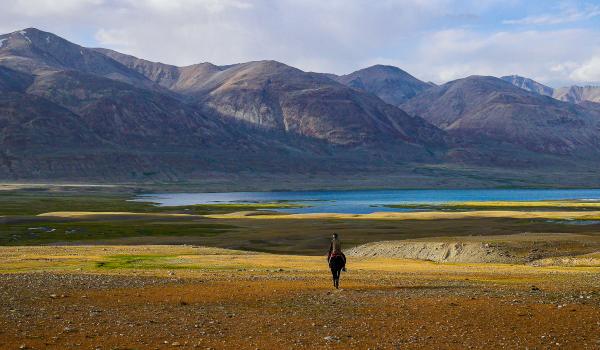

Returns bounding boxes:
[1,0,599,87]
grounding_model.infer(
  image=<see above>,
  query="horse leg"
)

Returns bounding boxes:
[331,269,336,288]
[334,269,340,289]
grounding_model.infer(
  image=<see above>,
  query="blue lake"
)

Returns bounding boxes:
[135,188,600,214]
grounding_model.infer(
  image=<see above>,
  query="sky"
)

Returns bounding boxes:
[0,0,599,87]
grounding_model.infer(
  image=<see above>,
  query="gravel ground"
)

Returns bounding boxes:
[1,266,599,349]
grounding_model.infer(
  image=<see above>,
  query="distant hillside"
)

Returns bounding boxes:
[335,65,433,106]
[501,74,600,105]
[401,75,600,155]
[553,85,600,104]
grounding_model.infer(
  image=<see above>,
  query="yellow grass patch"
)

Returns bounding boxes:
[205,210,600,220]
[447,200,600,208]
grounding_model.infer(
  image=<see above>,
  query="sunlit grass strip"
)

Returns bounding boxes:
[1,246,597,275]
[387,200,600,210]
[204,210,600,220]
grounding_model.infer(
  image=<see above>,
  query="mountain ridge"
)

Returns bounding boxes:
[501,74,600,104]
[98,50,445,147]
[1,27,600,186]
[0,28,447,182]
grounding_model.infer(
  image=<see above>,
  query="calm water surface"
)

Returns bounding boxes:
[135,189,600,214]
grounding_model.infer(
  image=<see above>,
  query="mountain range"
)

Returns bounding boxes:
[1,28,600,188]
[500,75,600,104]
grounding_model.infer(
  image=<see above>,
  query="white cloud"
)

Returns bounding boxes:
[570,56,600,83]
[9,0,104,16]
[0,0,460,72]
[141,0,253,14]
[503,2,600,25]
[391,28,600,86]
[0,0,598,86]
[85,0,457,72]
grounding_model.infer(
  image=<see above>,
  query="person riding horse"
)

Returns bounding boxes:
[327,233,346,288]
[327,233,346,270]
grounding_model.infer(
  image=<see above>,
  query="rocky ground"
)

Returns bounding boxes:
[0,246,599,349]
[346,233,600,264]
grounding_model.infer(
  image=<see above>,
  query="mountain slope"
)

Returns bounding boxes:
[501,75,554,97]
[25,70,240,148]
[401,76,600,155]
[0,65,33,92]
[335,65,433,106]
[553,86,600,104]
[0,92,99,151]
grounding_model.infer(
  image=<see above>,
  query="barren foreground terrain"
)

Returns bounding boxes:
[1,246,599,349]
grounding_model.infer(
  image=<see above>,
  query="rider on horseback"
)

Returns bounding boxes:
[327,233,346,271]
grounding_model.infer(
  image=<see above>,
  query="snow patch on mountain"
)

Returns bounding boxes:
[18,30,32,43]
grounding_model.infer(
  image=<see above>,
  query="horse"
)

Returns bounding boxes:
[328,254,345,289]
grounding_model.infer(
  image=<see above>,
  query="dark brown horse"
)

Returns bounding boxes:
[329,254,345,289]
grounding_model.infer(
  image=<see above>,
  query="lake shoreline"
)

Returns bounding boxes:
[136,189,600,214]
